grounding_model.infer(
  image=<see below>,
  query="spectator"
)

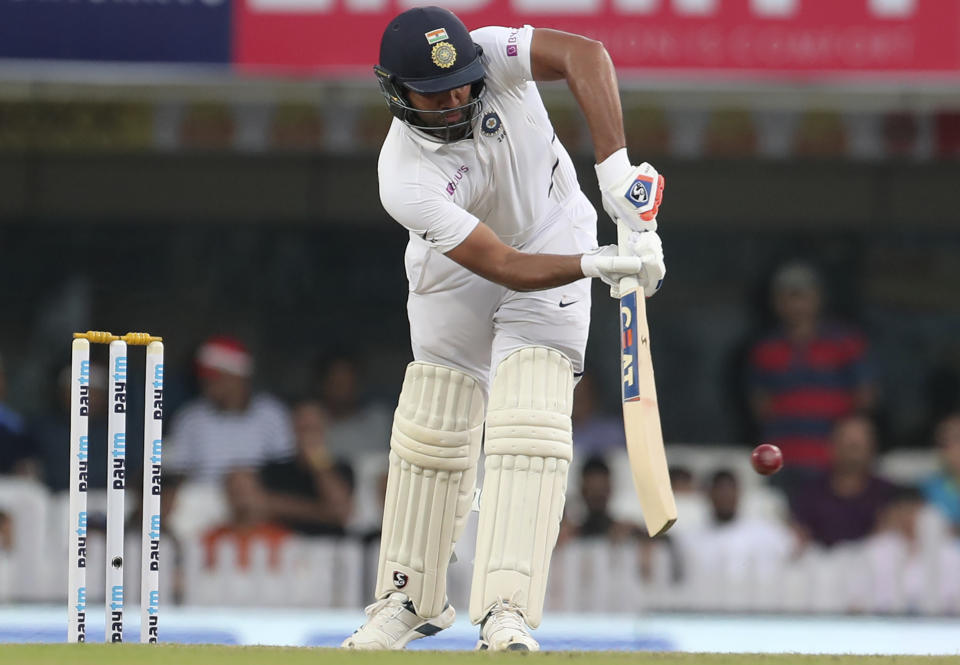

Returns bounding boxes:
[790,414,899,547]
[203,469,291,570]
[707,470,739,525]
[873,486,926,546]
[165,336,295,482]
[314,352,391,459]
[858,487,934,614]
[702,470,791,544]
[560,456,682,583]
[669,466,696,494]
[0,352,38,478]
[676,470,792,584]
[258,400,355,535]
[920,412,960,534]
[747,261,875,469]
[572,373,625,457]
[32,362,136,490]
[568,456,638,541]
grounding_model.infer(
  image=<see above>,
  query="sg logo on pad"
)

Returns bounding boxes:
[393,571,408,588]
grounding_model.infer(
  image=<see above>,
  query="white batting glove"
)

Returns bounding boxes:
[613,230,665,299]
[581,246,643,292]
[595,148,665,233]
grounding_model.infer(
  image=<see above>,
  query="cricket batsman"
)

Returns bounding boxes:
[342,6,666,651]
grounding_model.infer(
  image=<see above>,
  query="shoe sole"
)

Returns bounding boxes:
[475,639,538,652]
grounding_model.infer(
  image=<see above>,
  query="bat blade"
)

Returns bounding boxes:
[617,223,677,537]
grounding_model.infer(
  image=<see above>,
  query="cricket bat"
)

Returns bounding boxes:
[617,220,677,537]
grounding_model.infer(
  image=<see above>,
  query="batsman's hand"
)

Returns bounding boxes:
[595,149,664,233]
[614,230,665,299]
[581,231,665,298]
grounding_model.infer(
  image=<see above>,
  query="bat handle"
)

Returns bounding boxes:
[616,220,640,293]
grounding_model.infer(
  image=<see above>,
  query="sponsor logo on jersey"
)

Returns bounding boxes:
[506,28,519,56]
[431,41,457,69]
[425,28,448,45]
[446,165,469,195]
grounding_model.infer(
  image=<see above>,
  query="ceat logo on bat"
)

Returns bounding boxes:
[620,290,640,402]
[625,175,654,208]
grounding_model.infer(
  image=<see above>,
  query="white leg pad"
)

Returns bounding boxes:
[375,362,485,618]
[469,347,574,629]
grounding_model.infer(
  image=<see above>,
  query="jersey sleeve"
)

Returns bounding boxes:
[379,153,480,254]
[470,25,534,92]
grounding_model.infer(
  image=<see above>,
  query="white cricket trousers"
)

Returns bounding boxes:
[405,195,598,394]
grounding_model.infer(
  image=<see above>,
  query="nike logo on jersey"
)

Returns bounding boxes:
[559,298,580,308]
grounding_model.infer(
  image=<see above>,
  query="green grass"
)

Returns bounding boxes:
[0,646,954,665]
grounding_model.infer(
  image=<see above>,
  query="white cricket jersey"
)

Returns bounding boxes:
[378,25,588,255]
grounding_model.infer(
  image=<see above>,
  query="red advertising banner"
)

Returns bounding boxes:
[235,0,960,79]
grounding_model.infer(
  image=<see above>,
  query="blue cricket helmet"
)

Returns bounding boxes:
[374,6,486,142]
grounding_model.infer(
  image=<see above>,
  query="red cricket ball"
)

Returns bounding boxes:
[751,443,784,476]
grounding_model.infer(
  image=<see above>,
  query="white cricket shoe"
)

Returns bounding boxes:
[475,598,540,652]
[341,592,455,650]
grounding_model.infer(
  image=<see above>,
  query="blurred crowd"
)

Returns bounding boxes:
[562,409,960,548]
[0,259,958,610]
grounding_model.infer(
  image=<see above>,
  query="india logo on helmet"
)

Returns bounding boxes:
[431,41,457,69]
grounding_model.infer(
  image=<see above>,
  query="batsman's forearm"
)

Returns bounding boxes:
[492,252,585,291]
[444,222,586,291]
[565,40,626,163]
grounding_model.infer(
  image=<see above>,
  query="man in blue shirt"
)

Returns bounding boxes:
[921,412,960,532]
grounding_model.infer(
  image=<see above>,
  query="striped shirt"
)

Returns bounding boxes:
[164,394,295,481]
[748,323,871,467]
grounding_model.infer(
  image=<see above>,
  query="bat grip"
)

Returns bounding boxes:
[616,220,640,293]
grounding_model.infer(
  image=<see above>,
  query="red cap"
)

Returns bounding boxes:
[196,336,252,378]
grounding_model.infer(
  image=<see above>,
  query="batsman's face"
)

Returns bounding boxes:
[406,84,472,126]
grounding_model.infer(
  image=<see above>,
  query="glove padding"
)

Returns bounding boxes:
[595,149,665,233]
[581,231,665,299]
[613,230,665,299]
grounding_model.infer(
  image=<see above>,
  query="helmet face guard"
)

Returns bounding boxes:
[375,65,483,143]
